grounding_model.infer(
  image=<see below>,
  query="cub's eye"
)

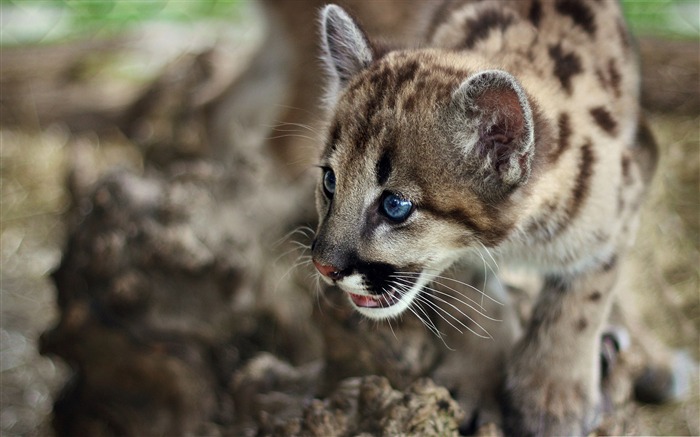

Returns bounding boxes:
[381,193,413,222]
[322,168,336,197]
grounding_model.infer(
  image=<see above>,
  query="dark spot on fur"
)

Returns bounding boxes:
[403,94,418,112]
[438,399,451,412]
[590,106,618,135]
[596,59,623,98]
[608,59,622,97]
[550,112,572,162]
[351,69,391,150]
[566,140,596,225]
[555,0,596,36]
[529,0,542,27]
[595,68,607,91]
[394,60,420,90]
[376,150,392,186]
[617,184,625,214]
[635,115,659,184]
[589,291,602,301]
[601,254,618,272]
[544,275,570,293]
[463,9,514,49]
[621,153,632,184]
[577,318,588,331]
[548,43,582,94]
[421,201,511,247]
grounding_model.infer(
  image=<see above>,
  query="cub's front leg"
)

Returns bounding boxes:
[502,258,619,436]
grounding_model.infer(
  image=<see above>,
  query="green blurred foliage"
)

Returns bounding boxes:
[621,0,699,37]
[56,0,244,26]
[0,0,247,44]
[1,0,697,46]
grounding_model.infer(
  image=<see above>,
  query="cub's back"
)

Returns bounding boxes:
[429,0,639,143]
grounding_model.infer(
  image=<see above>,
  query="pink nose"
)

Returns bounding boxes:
[313,260,341,280]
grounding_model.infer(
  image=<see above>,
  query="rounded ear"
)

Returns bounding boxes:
[452,70,535,193]
[320,5,374,105]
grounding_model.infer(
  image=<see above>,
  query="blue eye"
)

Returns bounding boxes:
[323,169,336,197]
[381,193,413,222]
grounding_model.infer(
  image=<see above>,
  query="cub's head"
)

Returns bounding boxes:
[311,5,535,319]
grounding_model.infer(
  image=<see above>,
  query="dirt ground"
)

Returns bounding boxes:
[1,16,699,437]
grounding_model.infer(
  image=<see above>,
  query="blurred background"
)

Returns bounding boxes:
[1,1,698,435]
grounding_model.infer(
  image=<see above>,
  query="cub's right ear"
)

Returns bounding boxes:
[320,5,374,104]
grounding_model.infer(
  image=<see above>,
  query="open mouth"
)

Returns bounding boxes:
[347,288,401,308]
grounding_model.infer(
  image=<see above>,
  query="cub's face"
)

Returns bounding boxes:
[312,93,474,319]
[311,6,534,319]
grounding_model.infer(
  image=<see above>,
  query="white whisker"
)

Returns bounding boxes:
[274,254,313,293]
[272,225,315,248]
[272,104,319,118]
[478,241,500,271]
[266,120,321,134]
[273,244,308,265]
[265,134,318,142]
[392,278,493,339]
[392,272,486,311]
[392,275,501,323]
[392,270,503,306]
[392,281,447,342]
[413,292,466,335]
[421,285,502,323]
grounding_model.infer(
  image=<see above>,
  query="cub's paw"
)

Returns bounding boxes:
[501,374,601,437]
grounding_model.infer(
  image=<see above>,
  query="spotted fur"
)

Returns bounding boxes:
[311,1,655,435]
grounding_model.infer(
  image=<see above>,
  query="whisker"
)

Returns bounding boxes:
[391,275,495,321]
[471,246,489,309]
[391,271,502,307]
[273,243,309,265]
[478,241,500,271]
[421,285,502,323]
[274,254,313,293]
[472,244,503,297]
[272,225,315,248]
[402,270,503,306]
[289,240,312,250]
[272,104,319,118]
[392,272,487,311]
[265,134,318,142]
[412,292,466,335]
[417,292,492,340]
[390,281,455,350]
[380,286,400,340]
[266,120,321,133]
[392,278,494,339]
[392,282,445,340]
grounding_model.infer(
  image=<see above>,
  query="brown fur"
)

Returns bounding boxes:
[310,1,657,435]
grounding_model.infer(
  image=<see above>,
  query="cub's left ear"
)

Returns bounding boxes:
[320,5,374,104]
[452,70,535,194]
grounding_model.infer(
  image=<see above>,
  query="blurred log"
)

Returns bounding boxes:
[40,152,321,434]
[638,37,700,115]
[0,38,133,132]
